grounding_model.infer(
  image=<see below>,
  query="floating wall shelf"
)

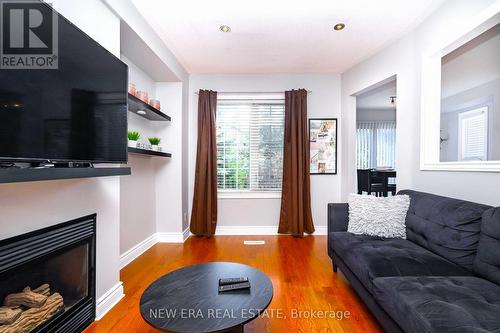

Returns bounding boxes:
[127,93,171,121]
[0,167,131,184]
[128,147,172,158]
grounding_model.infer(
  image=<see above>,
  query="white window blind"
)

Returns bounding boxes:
[458,107,488,161]
[356,121,396,169]
[216,98,284,191]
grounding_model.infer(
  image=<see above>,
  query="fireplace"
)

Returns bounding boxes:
[0,215,96,333]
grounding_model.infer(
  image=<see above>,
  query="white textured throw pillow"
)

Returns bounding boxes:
[347,194,410,239]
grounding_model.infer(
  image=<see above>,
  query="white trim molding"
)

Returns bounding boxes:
[215,225,327,235]
[217,92,285,100]
[420,4,500,172]
[120,226,325,267]
[421,161,500,172]
[119,234,157,269]
[96,282,124,320]
[215,226,279,235]
[157,232,186,243]
[118,225,326,270]
[119,231,191,271]
[218,191,281,199]
[314,226,328,235]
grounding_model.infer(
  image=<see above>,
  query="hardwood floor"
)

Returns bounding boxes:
[85,236,383,333]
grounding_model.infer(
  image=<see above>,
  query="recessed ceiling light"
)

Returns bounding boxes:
[219,25,231,33]
[333,23,345,31]
[137,110,147,115]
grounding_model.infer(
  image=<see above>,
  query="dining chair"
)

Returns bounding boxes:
[370,170,397,196]
[357,169,384,196]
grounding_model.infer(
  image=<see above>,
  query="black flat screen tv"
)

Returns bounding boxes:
[0,1,128,164]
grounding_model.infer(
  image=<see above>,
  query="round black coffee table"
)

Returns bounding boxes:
[140,262,273,333]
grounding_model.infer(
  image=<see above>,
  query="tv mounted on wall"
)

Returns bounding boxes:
[0,0,128,164]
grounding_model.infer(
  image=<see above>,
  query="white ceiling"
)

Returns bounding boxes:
[132,0,444,74]
[356,79,396,110]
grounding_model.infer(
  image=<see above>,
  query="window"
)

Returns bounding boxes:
[458,107,488,161]
[216,97,285,192]
[356,121,396,169]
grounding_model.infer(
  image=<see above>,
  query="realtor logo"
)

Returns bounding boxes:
[0,0,58,69]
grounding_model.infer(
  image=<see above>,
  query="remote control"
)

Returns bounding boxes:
[219,277,249,286]
[218,282,251,292]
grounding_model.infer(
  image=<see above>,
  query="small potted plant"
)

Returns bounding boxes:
[128,131,140,148]
[148,137,161,151]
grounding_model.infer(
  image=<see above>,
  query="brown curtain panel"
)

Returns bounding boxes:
[278,89,314,236]
[190,90,218,236]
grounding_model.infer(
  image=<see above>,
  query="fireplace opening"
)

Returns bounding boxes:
[0,244,89,331]
[0,215,96,333]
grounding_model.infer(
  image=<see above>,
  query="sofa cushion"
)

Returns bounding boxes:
[331,232,470,293]
[474,207,500,285]
[347,193,410,239]
[399,190,492,271]
[373,276,500,333]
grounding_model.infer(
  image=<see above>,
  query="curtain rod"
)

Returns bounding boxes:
[194,90,312,95]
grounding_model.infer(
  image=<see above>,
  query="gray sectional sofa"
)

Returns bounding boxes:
[327,190,500,333]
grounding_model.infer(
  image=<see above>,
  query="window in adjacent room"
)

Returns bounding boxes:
[458,107,489,161]
[356,121,396,169]
[216,96,285,192]
[355,78,397,171]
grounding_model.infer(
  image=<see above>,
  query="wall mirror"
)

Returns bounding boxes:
[420,8,500,172]
[440,23,499,163]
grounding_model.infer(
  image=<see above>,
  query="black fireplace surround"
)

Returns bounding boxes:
[0,214,96,333]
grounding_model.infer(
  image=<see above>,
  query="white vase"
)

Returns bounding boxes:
[128,140,138,148]
[151,145,158,151]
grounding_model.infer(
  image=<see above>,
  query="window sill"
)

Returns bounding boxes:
[420,161,500,172]
[218,191,282,199]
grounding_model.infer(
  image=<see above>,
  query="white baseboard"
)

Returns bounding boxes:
[120,231,191,269]
[314,226,327,235]
[95,282,124,320]
[119,233,157,270]
[215,225,328,235]
[119,225,324,272]
[157,231,186,243]
[215,226,278,235]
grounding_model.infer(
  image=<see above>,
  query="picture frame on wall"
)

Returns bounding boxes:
[309,118,337,175]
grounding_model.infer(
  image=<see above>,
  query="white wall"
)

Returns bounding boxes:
[188,74,341,229]
[105,0,191,236]
[181,77,190,231]
[119,59,186,251]
[119,56,158,254]
[120,156,157,253]
[54,0,120,57]
[0,178,121,300]
[155,83,185,233]
[341,0,500,206]
[103,0,188,82]
[357,108,396,122]
[122,55,156,97]
[0,0,123,306]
